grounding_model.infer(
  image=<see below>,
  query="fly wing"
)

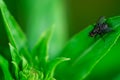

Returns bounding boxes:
[102,23,112,33]
[97,16,106,24]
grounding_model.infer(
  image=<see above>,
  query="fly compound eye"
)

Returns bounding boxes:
[89,32,95,37]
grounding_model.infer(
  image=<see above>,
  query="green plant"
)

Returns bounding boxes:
[0,0,69,80]
[0,0,120,80]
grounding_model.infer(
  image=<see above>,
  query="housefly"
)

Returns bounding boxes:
[89,16,112,38]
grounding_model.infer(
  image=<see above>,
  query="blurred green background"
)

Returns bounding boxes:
[0,0,120,80]
[4,0,120,37]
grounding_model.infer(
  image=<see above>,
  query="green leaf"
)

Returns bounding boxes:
[113,74,120,80]
[0,0,26,51]
[0,0,31,63]
[56,16,120,80]
[9,43,21,65]
[0,55,12,80]
[86,37,120,80]
[9,43,21,79]
[45,57,70,80]
[25,0,67,59]
[9,43,31,79]
[32,26,53,69]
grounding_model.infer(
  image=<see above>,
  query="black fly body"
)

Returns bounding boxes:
[89,16,112,38]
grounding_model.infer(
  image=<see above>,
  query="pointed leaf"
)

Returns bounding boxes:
[9,43,21,79]
[0,0,31,63]
[32,26,53,68]
[0,0,26,51]
[9,43,21,65]
[9,43,30,79]
[45,57,70,80]
[26,1,68,58]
